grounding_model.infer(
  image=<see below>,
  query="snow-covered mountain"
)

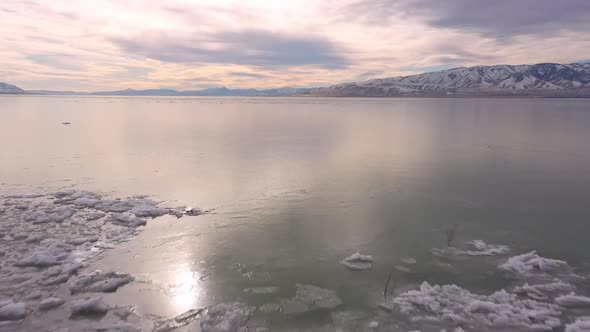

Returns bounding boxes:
[306,63,590,97]
[0,82,24,94]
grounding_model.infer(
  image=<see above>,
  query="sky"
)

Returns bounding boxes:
[1,0,589,91]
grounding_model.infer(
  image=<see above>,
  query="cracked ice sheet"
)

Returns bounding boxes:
[0,189,204,330]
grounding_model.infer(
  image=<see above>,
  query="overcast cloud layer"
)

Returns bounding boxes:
[1,0,589,91]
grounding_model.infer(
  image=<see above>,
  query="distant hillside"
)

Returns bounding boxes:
[303,63,590,97]
[0,82,24,94]
[28,86,313,97]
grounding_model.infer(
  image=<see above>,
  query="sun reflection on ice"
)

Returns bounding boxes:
[169,263,201,312]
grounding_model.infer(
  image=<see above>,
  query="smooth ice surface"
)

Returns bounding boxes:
[4,97,590,331]
[200,303,252,332]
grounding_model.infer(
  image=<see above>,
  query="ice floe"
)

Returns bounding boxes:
[243,286,279,295]
[555,293,590,308]
[499,251,569,279]
[565,317,590,332]
[69,271,134,294]
[401,258,417,265]
[340,252,373,271]
[39,297,65,311]
[14,243,71,267]
[0,301,27,321]
[432,240,509,257]
[513,280,575,301]
[70,296,110,316]
[389,281,562,330]
[280,284,342,314]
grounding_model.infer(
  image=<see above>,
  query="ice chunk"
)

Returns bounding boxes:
[556,293,590,308]
[514,280,574,301]
[31,207,75,224]
[73,197,101,208]
[39,297,65,310]
[279,284,342,315]
[15,243,70,267]
[200,303,252,332]
[395,265,411,273]
[432,240,509,257]
[243,286,279,295]
[280,298,309,314]
[70,271,134,294]
[109,213,146,228]
[566,317,590,332]
[258,303,280,313]
[401,258,417,265]
[86,211,106,221]
[340,252,373,271]
[0,301,26,321]
[129,204,168,218]
[24,290,42,300]
[296,284,342,309]
[184,207,204,216]
[391,281,562,331]
[467,240,510,256]
[499,251,569,278]
[70,296,110,316]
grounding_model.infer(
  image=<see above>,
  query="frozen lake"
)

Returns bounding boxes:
[2,96,590,331]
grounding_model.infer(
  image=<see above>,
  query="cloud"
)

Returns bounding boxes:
[229,71,270,79]
[2,0,590,91]
[27,53,81,70]
[111,29,350,69]
[345,0,590,38]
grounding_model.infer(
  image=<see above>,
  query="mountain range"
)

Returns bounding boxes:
[24,86,312,97]
[303,63,590,97]
[2,62,590,97]
[0,82,25,94]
